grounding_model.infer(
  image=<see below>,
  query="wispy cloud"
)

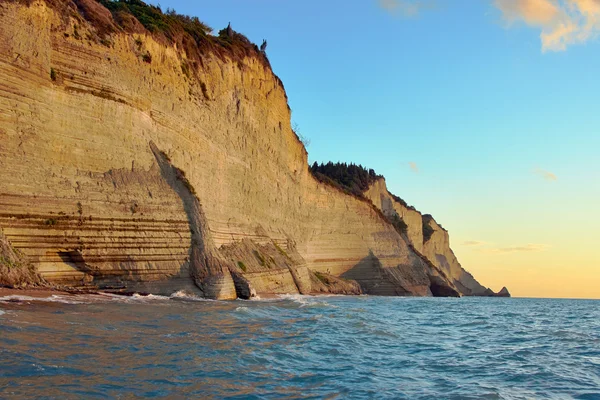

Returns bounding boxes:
[462,240,488,246]
[408,162,419,173]
[482,243,550,253]
[378,0,435,17]
[494,0,600,51]
[534,167,558,181]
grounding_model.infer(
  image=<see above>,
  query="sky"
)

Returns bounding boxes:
[148,0,600,299]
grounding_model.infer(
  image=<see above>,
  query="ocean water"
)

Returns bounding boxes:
[0,294,599,399]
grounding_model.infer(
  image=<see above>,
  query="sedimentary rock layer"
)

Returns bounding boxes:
[0,0,501,298]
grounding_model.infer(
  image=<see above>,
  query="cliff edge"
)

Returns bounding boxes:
[0,0,506,298]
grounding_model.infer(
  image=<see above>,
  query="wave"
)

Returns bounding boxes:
[0,294,84,305]
[169,290,215,302]
[277,294,337,308]
[0,290,218,305]
[132,293,170,301]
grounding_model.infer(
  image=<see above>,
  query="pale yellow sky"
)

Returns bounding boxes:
[455,239,600,299]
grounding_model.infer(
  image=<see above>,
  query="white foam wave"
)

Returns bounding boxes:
[170,290,215,302]
[132,293,170,301]
[0,294,84,305]
[277,294,336,308]
[0,309,5,315]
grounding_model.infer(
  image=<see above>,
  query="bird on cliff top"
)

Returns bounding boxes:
[226,22,233,38]
[260,39,268,53]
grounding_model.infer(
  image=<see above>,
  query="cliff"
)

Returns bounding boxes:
[0,0,505,298]
[364,179,506,296]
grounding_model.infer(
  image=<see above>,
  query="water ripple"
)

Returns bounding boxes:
[0,296,599,399]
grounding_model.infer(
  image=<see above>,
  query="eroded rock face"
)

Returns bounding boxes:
[364,178,507,297]
[0,1,499,298]
[0,230,45,288]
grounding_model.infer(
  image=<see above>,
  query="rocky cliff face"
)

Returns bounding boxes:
[364,178,507,296]
[0,229,45,288]
[0,0,502,298]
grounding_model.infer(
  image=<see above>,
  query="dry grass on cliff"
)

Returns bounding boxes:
[14,0,276,75]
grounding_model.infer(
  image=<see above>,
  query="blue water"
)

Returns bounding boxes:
[0,293,599,399]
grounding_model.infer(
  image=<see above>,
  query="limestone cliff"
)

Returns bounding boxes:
[364,178,507,296]
[0,0,502,298]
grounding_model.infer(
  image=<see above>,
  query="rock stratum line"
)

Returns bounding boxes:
[0,0,508,298]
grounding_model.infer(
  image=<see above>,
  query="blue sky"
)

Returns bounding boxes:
[147,0,599,297]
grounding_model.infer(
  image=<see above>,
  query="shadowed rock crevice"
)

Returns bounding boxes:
[341,251,411,296]
[340,250,459,297]
[150,141,236,299]
[407,244,460,297]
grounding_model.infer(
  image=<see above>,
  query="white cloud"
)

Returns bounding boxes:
[534,167,558,181]
[378,0,435,17]
[494,0,600,51]
[482,243,550,253]
[408,162,419,173]
[462,240,488,246]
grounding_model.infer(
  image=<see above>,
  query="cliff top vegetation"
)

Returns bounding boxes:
[310,162,415,210]
[10,0,276,75]
[310,162,420,237]
[310,162,381,199]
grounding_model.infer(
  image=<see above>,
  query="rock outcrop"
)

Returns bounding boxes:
[364,178,506,297]
[0,230,45,288]
[0,0,505,298]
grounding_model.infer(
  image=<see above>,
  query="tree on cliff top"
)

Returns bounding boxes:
[309,162,381,198]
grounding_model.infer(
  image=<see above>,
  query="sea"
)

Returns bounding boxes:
[0,293,598,399]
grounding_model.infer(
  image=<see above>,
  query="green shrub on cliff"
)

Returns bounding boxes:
[91,0,269,70]
[389,213,408,236]
[388,192,416,211]
[422,215,435,243]
[237,261,247,272]
[314,271,331,285]
[98,0,212,38]
[252,250,265,267]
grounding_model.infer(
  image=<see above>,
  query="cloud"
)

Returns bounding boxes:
[462,240,488,246]
[534,167,558,181]
[378,0,434,17]
[494,0,600,51]
[483,243,550,253]
[408,162,419,173]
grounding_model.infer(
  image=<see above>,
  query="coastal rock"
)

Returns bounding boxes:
[0,230,45,288]
[364,178,506,297]
[0,0,503,298]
